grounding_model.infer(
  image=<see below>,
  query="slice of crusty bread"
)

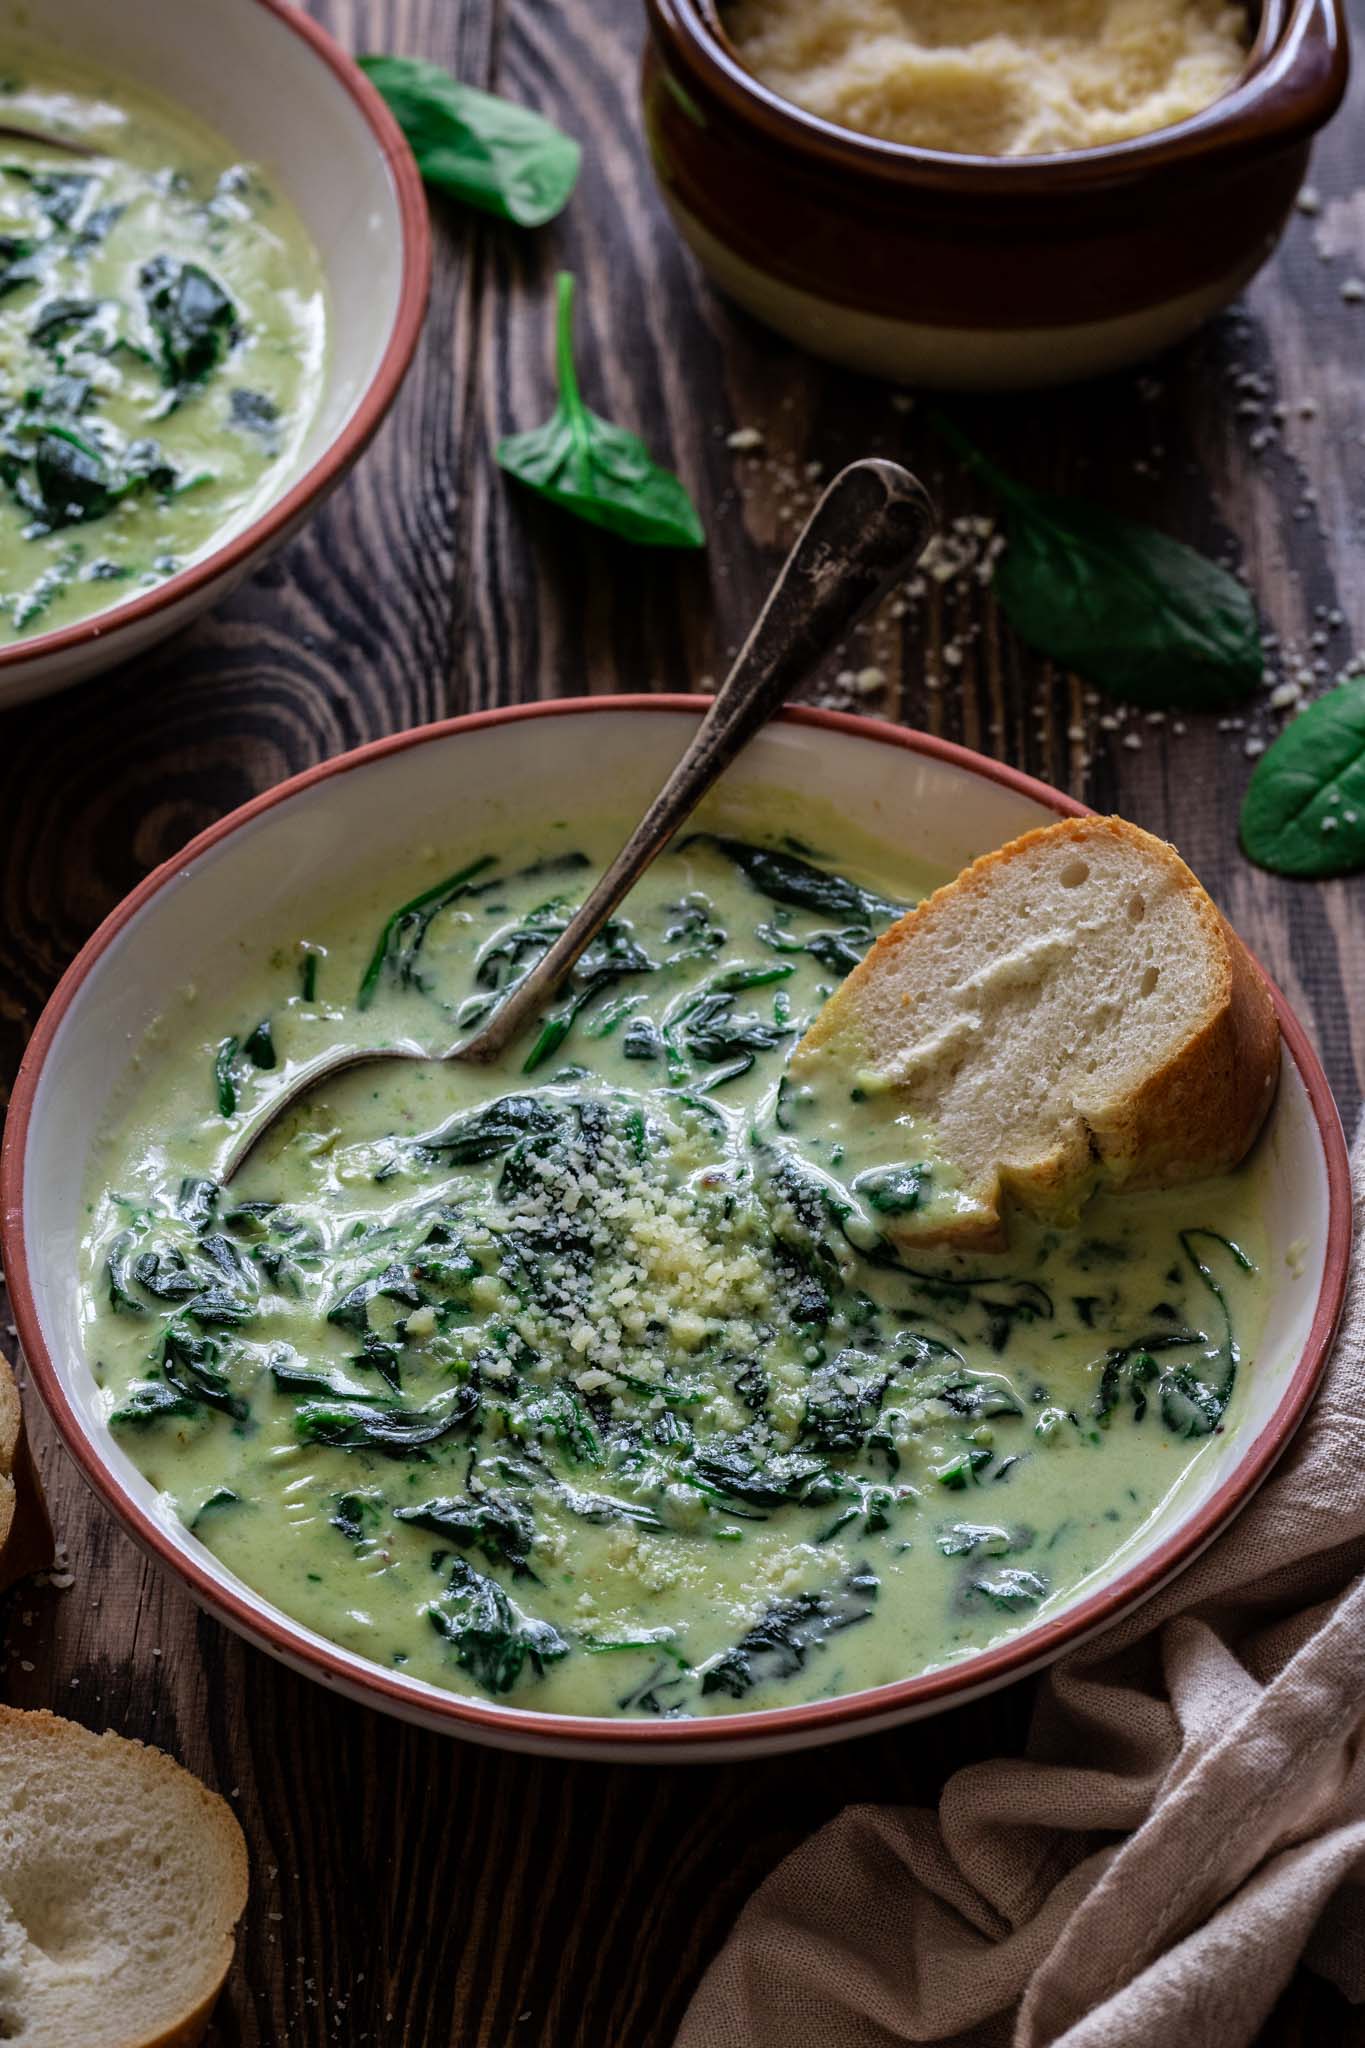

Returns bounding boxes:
[0,1709,248,2048]
[795,816,1280,1250]
[0,1358,52,1596]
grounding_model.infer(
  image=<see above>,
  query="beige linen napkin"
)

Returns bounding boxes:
[678,1135,1365,2048]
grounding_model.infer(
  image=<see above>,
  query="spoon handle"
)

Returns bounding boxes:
[459,457,934,1064]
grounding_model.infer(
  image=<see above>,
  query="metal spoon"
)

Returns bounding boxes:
[223,456,935,1180]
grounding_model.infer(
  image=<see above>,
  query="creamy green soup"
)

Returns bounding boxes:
[79,814,1268,1719]
[0,51,325,639]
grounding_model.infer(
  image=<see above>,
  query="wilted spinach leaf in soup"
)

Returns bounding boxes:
[80,814,1268,1718]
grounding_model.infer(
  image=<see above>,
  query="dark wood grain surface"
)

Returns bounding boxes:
[2,2,1364,2042]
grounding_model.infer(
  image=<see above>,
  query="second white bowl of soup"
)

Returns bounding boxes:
[0,0,428,705]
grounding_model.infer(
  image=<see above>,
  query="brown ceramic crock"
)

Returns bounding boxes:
[641,0,1349,387]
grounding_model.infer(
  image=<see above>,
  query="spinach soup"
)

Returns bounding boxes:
[0,51,325,640]
[79,814,1268,1719]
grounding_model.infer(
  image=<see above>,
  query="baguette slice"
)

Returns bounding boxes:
[795,816,1280,1250]
[0,1358,53,1595]
[0,1709,248,2048]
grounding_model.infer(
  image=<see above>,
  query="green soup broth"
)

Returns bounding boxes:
[0,47,326,640]
[79,808,1269,1719]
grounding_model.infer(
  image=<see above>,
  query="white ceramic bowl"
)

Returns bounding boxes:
[0,0,429,708]
[1,703,1351,1760]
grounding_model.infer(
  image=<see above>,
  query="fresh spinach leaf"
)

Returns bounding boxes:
[1239,673,1365,877]
[358,55,580,228]
[932,413,1262,712]
[496,272,704,550]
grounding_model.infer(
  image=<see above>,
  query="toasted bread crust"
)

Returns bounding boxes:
[798,816,1280,1246]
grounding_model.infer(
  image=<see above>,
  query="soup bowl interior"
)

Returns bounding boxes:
[2,704,1349,1760]
[0,0,426,702]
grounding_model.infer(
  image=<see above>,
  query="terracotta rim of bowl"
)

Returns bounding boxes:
[647,0,1348,197]
[0,0,432,675]
[1,699,1352,1751]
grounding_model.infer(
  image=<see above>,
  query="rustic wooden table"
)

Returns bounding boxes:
[2,2,1363,2041]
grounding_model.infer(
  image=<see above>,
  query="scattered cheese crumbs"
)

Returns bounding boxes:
[1343,279,1365,305]
[727,426,764,451]
[1296,186,1322,215]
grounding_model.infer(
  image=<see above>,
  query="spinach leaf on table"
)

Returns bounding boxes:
[496,272,705,550]
[358,55,580,228]
[1239,673,1365,877]
[932,413,1262,712]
